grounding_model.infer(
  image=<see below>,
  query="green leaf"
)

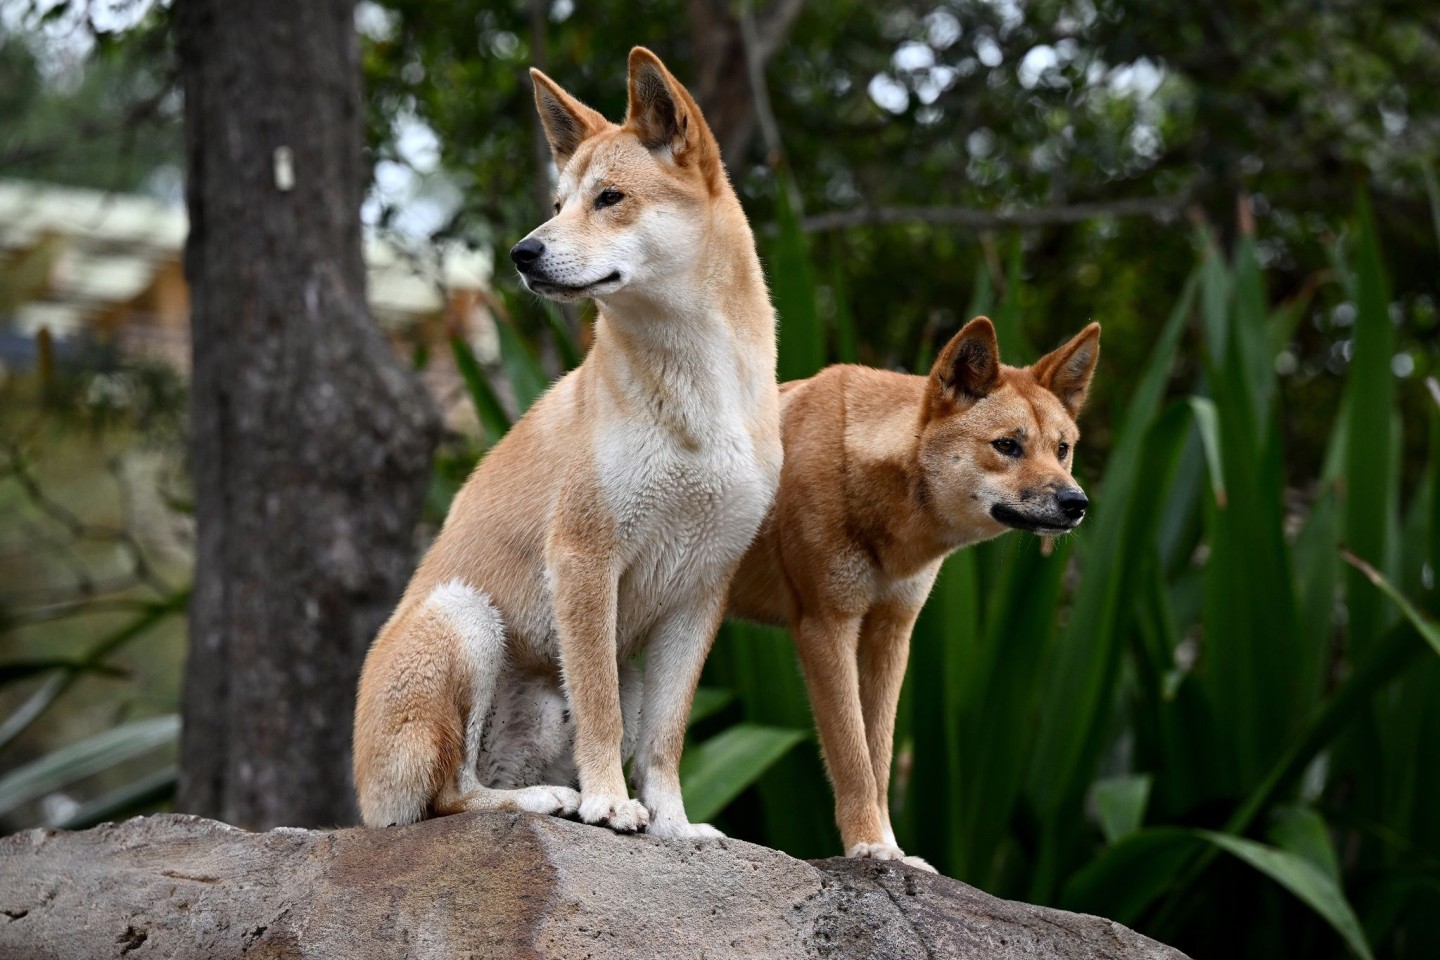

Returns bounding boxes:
[0,593,186,753]
[1026,270,1199,897]
[1092,774,1152,844]
[494,316,549,415]
[769,173,824,382]
[906,547,982,873]
[1199,831,1374,960]
[703,621,835,857]
[992,235,1033,363]
[0,715,180,818]
[828,260,859,365]
[1186,396,1226,507]
[541,301,584,371]
[0,674,67,754]
[687,687,735,728]
[53,765,177,830]
[1268,806,1341,884]
[1153,620,1428,929]
[1061,827,1202,924]
[1423,159,1440,259]
[1342,195,1398,651]
[1342,549,1440,658]
[449,333,511,446]
[680,723,807,825]
[0,659,126,684]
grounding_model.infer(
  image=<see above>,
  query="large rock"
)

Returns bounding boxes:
[0,812,1188,959]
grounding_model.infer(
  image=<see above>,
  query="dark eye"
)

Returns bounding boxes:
[552,200,561,215]
[596,188,624,208]
[992,438,1021,457]
[1058,441,1070,460]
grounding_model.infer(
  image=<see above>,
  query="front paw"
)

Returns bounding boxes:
[647,819,725,840]
[579,793,650,833]
[847,841,907,861]
[901,854,938,873]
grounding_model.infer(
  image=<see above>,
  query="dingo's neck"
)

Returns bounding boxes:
[588,206,775,446]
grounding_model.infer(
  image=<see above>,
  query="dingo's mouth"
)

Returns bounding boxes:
[989,503,1083,536]
[526,271,623,298]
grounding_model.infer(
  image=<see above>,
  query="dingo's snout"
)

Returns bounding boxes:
[990,483,1089,534]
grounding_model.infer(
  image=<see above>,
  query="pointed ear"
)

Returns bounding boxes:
[1031,323,1101,417]
[623,47,722,187]
[531,68,609,170]
[929,317,1001,406]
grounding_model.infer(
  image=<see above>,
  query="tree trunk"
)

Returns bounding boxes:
[175,0,439,829]
[688,0,808,168]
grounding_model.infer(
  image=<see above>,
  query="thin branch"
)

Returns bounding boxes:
[796,192,1194,233]
[1,440,174,601]
[752,0,807,64]
[739,0,787,172]
[9,597,163,627]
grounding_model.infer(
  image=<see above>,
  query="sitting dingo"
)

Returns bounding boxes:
[354,48,782,839]
[729,317,1100,867]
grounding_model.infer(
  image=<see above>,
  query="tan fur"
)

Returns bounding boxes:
[729,318,1101,868]
[355,49,781,837]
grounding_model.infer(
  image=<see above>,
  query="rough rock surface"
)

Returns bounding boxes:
[0,812,1189,959]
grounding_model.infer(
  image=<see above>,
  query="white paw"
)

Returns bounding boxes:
[647,819,726,840]
[579,794,650,833]
[848,841,907,861]
[901,854,938,873]
[514,785,581,817]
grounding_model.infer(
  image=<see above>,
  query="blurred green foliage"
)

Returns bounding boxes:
[360,0,1439,485]
[0,362,190,832]
[0,6,177,196]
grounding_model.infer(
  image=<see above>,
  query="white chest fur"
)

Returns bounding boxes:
[591,315,778,645]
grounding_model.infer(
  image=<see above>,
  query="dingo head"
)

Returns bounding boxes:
[918,317,1100,539]
[511,48,725,304]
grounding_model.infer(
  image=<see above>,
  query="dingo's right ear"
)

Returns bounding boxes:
[530,68,609,170]
[928,316,1001,409]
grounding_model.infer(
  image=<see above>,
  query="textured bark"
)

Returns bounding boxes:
[0,813,1191,960]
[176,0,439,828]
[688,0,808,166]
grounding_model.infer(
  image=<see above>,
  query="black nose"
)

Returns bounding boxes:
[1056,488,1089,521]
[510,238,545,271]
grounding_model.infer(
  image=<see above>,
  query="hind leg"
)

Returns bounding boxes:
[436,592,588,822]
[433,781,580,817]
[420,581,584,823]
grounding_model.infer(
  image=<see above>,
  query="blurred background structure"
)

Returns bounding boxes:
[1,1,1438,957]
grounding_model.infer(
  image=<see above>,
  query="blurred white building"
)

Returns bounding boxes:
[0,178,499,429]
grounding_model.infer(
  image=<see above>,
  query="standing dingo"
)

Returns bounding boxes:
[729,317,1100,867]
[354,48,781,839]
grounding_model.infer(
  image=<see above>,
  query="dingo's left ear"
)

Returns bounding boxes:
[531,68,609,170]
[1032,323,1101,416]
[624,47,723,189]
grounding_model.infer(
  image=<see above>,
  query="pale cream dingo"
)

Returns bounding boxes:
[354,48,781,839]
